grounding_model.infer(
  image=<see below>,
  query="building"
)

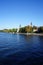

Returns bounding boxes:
[33,29,38,32]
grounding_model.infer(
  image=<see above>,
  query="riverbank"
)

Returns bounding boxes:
[15,33,43,36]
[0,32,43,36]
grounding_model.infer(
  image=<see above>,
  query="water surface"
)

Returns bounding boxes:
[0,32,43,65]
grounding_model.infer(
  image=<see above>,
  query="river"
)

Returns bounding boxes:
[0,32,43,65]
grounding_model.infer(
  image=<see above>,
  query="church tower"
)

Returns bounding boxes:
[30,22,32,26]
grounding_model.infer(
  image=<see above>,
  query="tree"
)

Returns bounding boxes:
[25,26,32,33]
[19,27,26,33]
[33,26,37,29]
[38,26,43,33]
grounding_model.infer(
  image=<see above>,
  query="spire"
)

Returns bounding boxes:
[19,24,21,28]
[30,22,32,26]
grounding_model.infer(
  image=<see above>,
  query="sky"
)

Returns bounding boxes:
[0,0,43,29]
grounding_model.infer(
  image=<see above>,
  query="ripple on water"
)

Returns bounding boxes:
[0,33,43,65]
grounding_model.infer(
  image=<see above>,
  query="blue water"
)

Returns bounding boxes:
[0,32,43,65]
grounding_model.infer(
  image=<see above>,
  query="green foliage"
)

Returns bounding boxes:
[0,26,43,33]
[0,28,17,33]
[19,26,33,33]
[25,26,33,33]
[33,26,37,29]
[19,27,26,33]
[38,26,43,33]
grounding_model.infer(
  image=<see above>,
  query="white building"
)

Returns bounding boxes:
[33,29,38,32]
[17,28,19,33]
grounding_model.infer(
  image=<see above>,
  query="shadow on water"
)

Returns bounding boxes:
[0,33,43,65]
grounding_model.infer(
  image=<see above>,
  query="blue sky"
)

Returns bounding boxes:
[0,0,43,29]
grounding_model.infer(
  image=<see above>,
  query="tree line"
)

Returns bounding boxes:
[0,28,17,33]
[0,25,43,33]
[19,25,43,33]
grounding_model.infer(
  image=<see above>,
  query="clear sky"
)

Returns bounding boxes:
[0,0,43,29]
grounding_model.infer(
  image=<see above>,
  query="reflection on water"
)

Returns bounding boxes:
[0,32,43,65]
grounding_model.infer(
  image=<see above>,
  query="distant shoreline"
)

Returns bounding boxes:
[0,32,43,36]
[15,33,43,36]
